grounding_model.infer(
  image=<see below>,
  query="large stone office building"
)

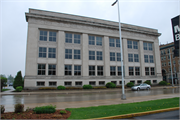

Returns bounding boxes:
[24,8,162,89]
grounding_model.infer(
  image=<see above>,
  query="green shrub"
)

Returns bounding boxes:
[14,104,24,113]
[144,80,151,85]
[126,82,134,87]
[16,86,23,92]
[13,71,24,89]
[60,110,67,114]
[159,81,167,85]
[34,105,56,114]
[106,82,116,88]
[1,105,5,113]
[39,87,56,90]
[83,85,93,89]
[57,86,66,90]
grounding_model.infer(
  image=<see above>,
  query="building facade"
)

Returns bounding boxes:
[160,42,180,84]
[24,8,162,89]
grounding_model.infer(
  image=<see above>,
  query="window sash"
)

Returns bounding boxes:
[144,55,149,63]
[129,67,134,76]
[89,36,95,45]
[97,66,103,76]
[110,52,115,61]
[38,64,46,75]
[65,49,72,59]
[74,65,81,76]
[89,51,95,60]
[49,31,56,42]
[145,67,149,75]
[74,50,81,59]
[89,66,95,76]
[48,65,56,75]
[39,47,47,58]
[97,51,103,60]
[96,36,102,46]
[74,34,81,44]
[110,66,116,76]
[65,33,72,43]
[127,40,132,49]
[65,65,72,75]
[109,38,115,47]
[48,48,56,58]
[143,42,147,50]
[117,53,121,61]
[135,67,140,76]
[128,54,133,62]
[133,41,138,49]
[134,54,139,62]
[39,30,47,41]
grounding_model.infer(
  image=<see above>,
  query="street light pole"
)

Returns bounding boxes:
[112,0,126,100]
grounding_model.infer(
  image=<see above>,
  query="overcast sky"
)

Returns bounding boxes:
[0,0,179,77]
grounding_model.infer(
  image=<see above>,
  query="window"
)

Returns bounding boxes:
[37,82,45,86]
[168,55,170,59]
[89,81,96,85]
[39,30,47,41]
[133,41,138,49]
[64,82,72,86]
[145,67,149,75]
[162,63,164,66]
[149,55,154,63]
[161,51,163,55]
[164,50,166,55]
[116,39,120,47]
[65,65,72,75]
[48,64,56,75]
[89,51,95,60]
[74,65,81,76]
[135,67,140,76]
[148,43,153,51]
[49,31,56,42]
[74,34,81,44]
[118,66,122,76]
[109,38,115,47]
[38,64,46,75]
[129,67,134,76]
[39,47,46,58]
[127,40,132,49]
[89,35,95,45]
[134,54,139,62]
[169,68,171,72]
[65,49,72,59]
[96,36,102,46]
[130,80,135,84]
[153,80,157,83]
[143,42,147,50]
[137,80,142,84]
[110,52,115,61]
[144,55,149,63]
[49,82,56,86]
[128,54,133,62]
[117,53,121,61]
[89,66,95,76]
[164,62,166,66]
[111,81,117,85]
[48,48,56,58]
[110,66,116,76]
[75,82,82,86]
[173,60,176,64]
[97,51,103,60]
[97,66,103,76]
[65,33,72,43]
[168,62,171,66]
[164,56,166,60]
[151,67,155,75]
[161,57,163,61]
[74,49,81,59]
[99,81,105,85]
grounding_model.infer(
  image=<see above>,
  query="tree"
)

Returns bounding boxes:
[8,75,14,83]
[1,76,7,91]
[13,71,24,89]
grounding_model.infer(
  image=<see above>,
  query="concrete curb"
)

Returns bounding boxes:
[88,107,180,119]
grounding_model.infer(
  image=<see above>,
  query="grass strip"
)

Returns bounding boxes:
[66,97,179,119]
[2,89,10,92]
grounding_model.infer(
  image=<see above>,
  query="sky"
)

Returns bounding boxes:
[0,0,180,77]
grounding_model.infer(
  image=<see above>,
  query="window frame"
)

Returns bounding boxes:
[74,65,81,76]
[89,51,95,60]
[65,49,72,59]
[97,51,103,60]
[65,65,72,76]
[134,54,139,62]
[74,49,81,59]
[129,67,134,76]
[48,48,56,58]
[39,47,47,58]
[110,52,116,61]
[97,66,103,76]
[48,64,56,75]
[145,67,149,76]
[37,64,46,75]
[110,66,116,76]
[89,66,95,76]
[128,54,133,62]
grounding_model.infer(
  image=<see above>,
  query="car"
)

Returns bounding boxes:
[9,83,13,86]
[131,83,151,91]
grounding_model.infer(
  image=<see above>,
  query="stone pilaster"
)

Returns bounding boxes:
[82,33,88,76]
[139,41,145,76]
[103,36,110,76]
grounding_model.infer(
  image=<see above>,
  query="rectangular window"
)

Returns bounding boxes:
[89,81,96,86]
[74,65,81,76]
[153,80,157,83]
[99,81,105,85]
[48,64,56,75]
[161,57,163,61]
[89,51,95,60]
[96,36,102,46]
[89,35,95,45]
[65,49,72,59]
[97,51,103,60]
[65,33,72,43]
[118,66,122,76]
[39,30,47,41]
[111,81,117,85]
[48,48,56,58]
[143,42,147,50]
[128,54,133,62]
[74,49,81,59]
[164,50,166,55]
[39,47,46,58]
[145,67,149,75]
[109,38,115,47]
[135,67,140,76]
[49,31,56,42]
[74,34,81,44]
[117,53,121,61]
[37,82,45,86]
[49,82,56,86]
[137,80,142,84]
[148,43,153,51]
[162,63,164,66]
[130,80,135,84]
[89,66,95,76]
[127,40,132,49]
[64,82,72,86]
[110,52,115,61]
[116,39,120,47]
[97,66,103,76]
[144,55,149,63]
[65,65,72,76]
[149,55,154,63]
[38,64,46,75]
[129,67,134,76]
[134,54,139,62]
[164,62,166,66]
[110,66,116,76]
[151,67,155,75]
[133,41,138,49]
[75,82,82,86]
[164,56,166,60]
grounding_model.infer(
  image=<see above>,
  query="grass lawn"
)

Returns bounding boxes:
[2,89,10,92]
[66,97,179,119]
